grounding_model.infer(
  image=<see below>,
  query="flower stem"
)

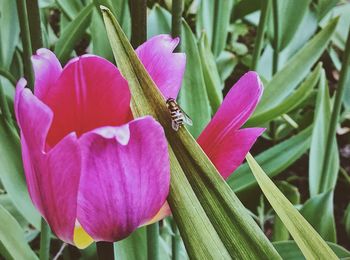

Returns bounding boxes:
[171,219,180,260]
[128,0,147,48]
[320,27,350,191]
[251,0,270,71]
[26,0,43,52]
[172,0,183,52]
[147,223,159,260]
[272,0,279,74]
[39,219,51,260]
[16,0,34,90]
[96,241,115,260]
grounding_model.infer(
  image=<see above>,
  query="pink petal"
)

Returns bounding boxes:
[136,34,186,99]
[31,49,62,100]
[197,72,264,178]
[198,71,263,150]
[42,55,132,147]
[15,82,80,244]
[199,128,264,179]
[77,116,170,241]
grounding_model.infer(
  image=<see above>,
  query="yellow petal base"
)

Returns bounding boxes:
[73,225,94,249]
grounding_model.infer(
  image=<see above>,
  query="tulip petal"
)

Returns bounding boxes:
[31,48,62,100]
[199,128,265,179]
[197,71,263,156]
[136,34,186,99]
[77,116,170,241]
[15,82,80,244]
[42,55,132,147]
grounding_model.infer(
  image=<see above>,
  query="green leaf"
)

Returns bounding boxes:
[231,0,260,22]
[247,63,321,126]
[196,0,234,56]
[114,227,147,260]
[56,0,83,20]
[216,50,238,83]
[198,32,223,113]
[0,0,19,69]
[271,0,311,51]
[147,4,171,38]
[54,3,94,64]
[90,8,114,61]
[273,241,350,259]
[313,0,339,21]
[309,69,339,196]
[178,20,211,138]
[300,190,337,242]
[246,153,338,259]
[229,127,312,193]
[101,6,280,259]
[272,181,300,242]
[0,116,40,229]
[0,204,38,260]
[254,18,338,118]
[344,203,350,239]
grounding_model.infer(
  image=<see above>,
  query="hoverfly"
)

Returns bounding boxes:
[166,98,193,131]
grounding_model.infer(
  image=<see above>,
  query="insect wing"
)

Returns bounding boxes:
[178,106,193,126]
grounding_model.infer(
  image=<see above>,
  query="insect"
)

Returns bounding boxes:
[166,98,193,131]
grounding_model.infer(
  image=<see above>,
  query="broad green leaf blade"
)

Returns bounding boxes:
[314,0,339,21]
[0,205,38,260]
[345,203,350,239]
[309,69,339,196]
[273,241,350,259]
[56,0,83,20]
[216,50,238,83]
[0,0,19,69]
[0,116,40,229]
[198,32,223,113]
[178,20,211,138]
[300,190,337,242]
[101,7,230,259]
[114,227,147,260]
[147,4,171,38]
[54,3,94,64]
[254,18,338,117]
[272,181,300,242]
[101,7,280,259]
[211,0,234,56]
[246,153,338,259]
[271,0,311,51]
[196,0,234,56]
[247,64,321,126]
[90,8,114,61]
[229,126,312,193]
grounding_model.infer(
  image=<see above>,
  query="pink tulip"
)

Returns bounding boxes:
[15,33,263,247]
[14,35,186,247]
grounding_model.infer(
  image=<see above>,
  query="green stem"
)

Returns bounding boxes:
[251,0,270,71]
[128,0,147,48]
[171,219,180,260]
[272,0,279,74]
[320,27,350,191]
[96,241,115,260]
[0,68,17,87]
[16,0,34,90]
[147,223,159,260]
[39,219,51,260]
[0,83,12,123]
[26,0,43,52]
[171,0,183,52]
